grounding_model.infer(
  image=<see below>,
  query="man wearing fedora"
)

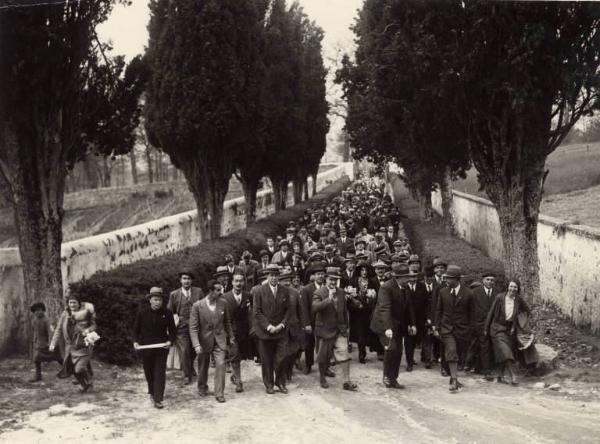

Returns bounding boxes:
[133,287,177,409]
[189,280,234,403]
[253,264,292,394]
[404,270,428,372]
[370,263,416,389]
[312,267,358,391]
[465,271,497,380]
[167,269,204,385]
[336,226,354,257]
[223,272,254,393]
[431,257,449,376]
[434,264,475,392]
[215,266,232,293]
[298,262,327,375]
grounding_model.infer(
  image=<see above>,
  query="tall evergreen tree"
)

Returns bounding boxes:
[146,0,266,239]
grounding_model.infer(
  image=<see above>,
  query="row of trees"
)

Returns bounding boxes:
[0,0,328,345]
[337,0,600,302]
[145,0,329,239]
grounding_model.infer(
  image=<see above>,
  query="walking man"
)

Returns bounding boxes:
[312,267,358,391]
[189,280,234,403]
[168,269,204,385]
[434,265,474,392]
[253,264,291,394]
[370,263,416,389]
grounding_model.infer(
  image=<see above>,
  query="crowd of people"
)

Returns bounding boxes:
[29,175,539,409]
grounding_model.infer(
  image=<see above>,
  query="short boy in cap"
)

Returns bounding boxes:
[134,287,177,409]
[29,302,62,382]
[168,269,204,385]
[434,265,474,392]
[465,271,497,380]
[312,267,358,391]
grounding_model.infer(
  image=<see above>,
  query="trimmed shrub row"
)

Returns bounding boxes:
[69,178,350,366]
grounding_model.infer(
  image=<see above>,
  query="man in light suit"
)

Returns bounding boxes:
[312,267,358,391]
[168,269,204,385]
[189,280,234,403]
[298,262,327,374]
[253,264,292,394]
[271,240,292,265]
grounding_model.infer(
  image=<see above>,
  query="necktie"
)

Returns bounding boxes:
[451,289,456,297]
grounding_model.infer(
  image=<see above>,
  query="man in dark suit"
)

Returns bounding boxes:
[421,266,436,369]
[252,264,292,394]
[340,255,357,288]
[336,227,354,257]
[298,262,326,374]
[465,271,496,380]
[223,272,253,393]
[434,265,474,392]
[189,280,234,403]
[323,243,344,267]
[404,271,428,372]
[431,257,449,375]
[312,267,358,391]
[224,254,243,283]
[238,251,260,291]
[167,269,204,385]
[370,264,416,389]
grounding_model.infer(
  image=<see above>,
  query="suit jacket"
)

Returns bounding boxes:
[336,237,355,257]
[435,285,474,340]
[471,285,497,332]
[286,287,306,338]
[133,306,177,346]
[405,282,429,328]
[484,293,530,337]
[252,283,291,340]
[312,286,350,339]
[370,279,415,336]
[238,260,260,289]
[299,282,321,328]
[189,298,233,352]
[271,250,292,265]
[340,269,357,289]
[324,255,344,268]
[223,290,253,341]
[168,287,204,328]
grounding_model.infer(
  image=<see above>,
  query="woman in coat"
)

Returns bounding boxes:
[347,262,379,363]
[50,294,97,392]
[484,279,530,386]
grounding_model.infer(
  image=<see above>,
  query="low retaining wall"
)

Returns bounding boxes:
[432,189,600,333]
[0,163,354,354]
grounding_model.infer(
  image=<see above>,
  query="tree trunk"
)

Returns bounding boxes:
[185,168,230,241]
[172,164,178,181]
[440,165,455,235]
[280,181,288,209]
[303,178,309,200]
[311,173,317,196]
[145,146,154,183]
[292,179,303,205]
[488,162,545,304]
[416,189,433,221]
[129,150,138,185]
[240,177,259,224]
[0,124,66,352]
[101,156,111,187]
[83,156,99,189]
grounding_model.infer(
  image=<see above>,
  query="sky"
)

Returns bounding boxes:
[97,0,365,155]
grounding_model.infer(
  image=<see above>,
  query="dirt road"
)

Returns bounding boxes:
[1,353,599,444]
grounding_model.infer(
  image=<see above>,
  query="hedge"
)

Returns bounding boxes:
[69,178,350,366]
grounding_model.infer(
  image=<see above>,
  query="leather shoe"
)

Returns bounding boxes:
[449,379,459,393]
[320,379,329,389]
[406,364,413,372]
[343,382,358,391]
[266,387,276,394]
[302,366,312,375]
[216,396,226,403]
[483,374,495,382]
[198,389,208,397]
[325,368,335,377]
[385,379,405,389]
[235,383,244,393]
[425,363,432,369]
[182,377,193,386]
[441,368,449,377]
[276,384,288,394]
[154,401,164,409]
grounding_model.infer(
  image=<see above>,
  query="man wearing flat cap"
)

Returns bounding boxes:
[253,264,292,394]
[465,271,497,380]
[298,262,326,374]
[312,267,358,391]
[168,269,204,385]
[434,265,475,392]
[370,263,416,389]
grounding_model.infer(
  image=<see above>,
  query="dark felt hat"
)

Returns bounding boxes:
[30,302,46,313]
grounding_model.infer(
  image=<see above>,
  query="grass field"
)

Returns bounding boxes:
[452,142,600,197]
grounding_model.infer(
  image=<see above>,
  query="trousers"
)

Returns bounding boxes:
[197,341,227,397]
[258,337,288,389]
[378,333,404,381]
[142,348,168,403]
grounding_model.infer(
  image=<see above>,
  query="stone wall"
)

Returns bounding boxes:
[0,163,354,355]
[432,189,600,333]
